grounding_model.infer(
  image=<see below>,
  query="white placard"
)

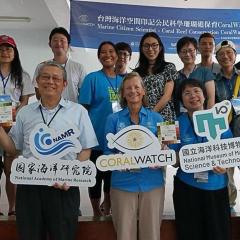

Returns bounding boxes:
[10,123,97,187]
[178,101,235,173]
[96,125,176,171]
[11,157,96,187]
[179,137,240,173]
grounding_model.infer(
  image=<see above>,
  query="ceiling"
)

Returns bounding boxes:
[0,0,70,31]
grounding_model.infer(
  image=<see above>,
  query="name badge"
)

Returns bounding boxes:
[112,101,122,113]
[194,171,208,183]
[0,95,13,127]
[231,98,240,115]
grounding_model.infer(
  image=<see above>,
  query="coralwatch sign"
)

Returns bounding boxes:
[70,1,240,53]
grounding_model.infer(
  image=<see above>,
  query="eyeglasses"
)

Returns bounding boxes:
[180,49,196,55]
[0,46,14,53]
[118,51,130,58]
[39,74,63,83]
[142,43,159,50]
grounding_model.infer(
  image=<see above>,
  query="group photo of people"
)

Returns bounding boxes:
[0,3,240,240]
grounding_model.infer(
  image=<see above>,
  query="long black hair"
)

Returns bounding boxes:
[135,32,168,77]
[11,47,23,87]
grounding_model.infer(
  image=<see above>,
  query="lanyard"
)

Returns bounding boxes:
[39,105,62,127]
[0,71,10,94]
[102,70,119,96]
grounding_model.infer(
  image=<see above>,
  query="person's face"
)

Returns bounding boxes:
[198,37,215,57]
[116,50,131,69]
[0,44,15,64]
[37,65,67,99]
[216,47,236,69]
[182,85,205,113]
[178,43,196,65]
[123,76,145,105]
[49,33,69,56]
[142,37,160,64]
[98,44,118,68]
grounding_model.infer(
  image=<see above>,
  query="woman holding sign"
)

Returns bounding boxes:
[171,78,231,240]
[104,72,165,240]
[0,35,34,216]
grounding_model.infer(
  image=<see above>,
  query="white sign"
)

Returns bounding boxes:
[11,123,96,187]
[11,157,96,187]
[96,125,176,171]
[179,137,240,173]
[179,101,235,173]
[29,124,82,159]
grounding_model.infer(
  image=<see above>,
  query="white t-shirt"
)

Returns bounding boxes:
[33,58,86,103]
[0,71,35,103]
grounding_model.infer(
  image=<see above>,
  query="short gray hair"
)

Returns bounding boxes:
[37,61,67,81]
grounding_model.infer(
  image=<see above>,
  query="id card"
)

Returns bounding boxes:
[157,121,180,144]
[0,95,13,126]
[112,101,122,113]
[194,171,208,183]
[231,98,240,115]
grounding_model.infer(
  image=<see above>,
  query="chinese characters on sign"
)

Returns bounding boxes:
[70,1,240,53]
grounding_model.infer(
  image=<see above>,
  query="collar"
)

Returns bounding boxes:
[121,106,148,117]
[218,66,239,79]
[34,97,67,110]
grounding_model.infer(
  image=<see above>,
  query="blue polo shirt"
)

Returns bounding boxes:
[104,107,164,192]
[170,113,232,190]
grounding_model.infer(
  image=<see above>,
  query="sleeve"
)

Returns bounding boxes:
[221,128,233,139]
[104,113,117,155]
[203,67,215,82]
[78,73,94,105]
[78,106,98,149]
[8,112,24,151]
[165,63,178,82]
[77,64,87,89]
[21,71,35,96]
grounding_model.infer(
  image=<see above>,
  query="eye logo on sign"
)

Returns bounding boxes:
[30,124,82,159]
[107,126,156,153]
[193,100,231,141]
[96,125,176,171]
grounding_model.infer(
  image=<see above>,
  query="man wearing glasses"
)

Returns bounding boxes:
[115,42,132,77]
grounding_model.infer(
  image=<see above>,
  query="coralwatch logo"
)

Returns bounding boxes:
[193,100,231,141]
[29,124,82,159]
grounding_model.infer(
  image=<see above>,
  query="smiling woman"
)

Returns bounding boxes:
[170,78,232,240]
[79,41,124,217]
[0,34,35,217]
[104,72,165,240]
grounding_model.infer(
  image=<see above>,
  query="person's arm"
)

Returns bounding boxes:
[153,80,174,112]
[205,80,215,109]
[0,127,17,155]
[77,148,91,161]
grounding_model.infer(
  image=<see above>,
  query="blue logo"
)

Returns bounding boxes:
[30,124,82,159]
[193,100,231,141]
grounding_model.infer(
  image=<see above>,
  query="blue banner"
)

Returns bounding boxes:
[70,1,240,53]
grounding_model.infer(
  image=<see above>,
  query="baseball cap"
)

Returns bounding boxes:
[215,40,236,54]
[0,35,16,48]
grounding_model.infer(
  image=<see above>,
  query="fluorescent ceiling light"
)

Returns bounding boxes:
[0,16,31,22]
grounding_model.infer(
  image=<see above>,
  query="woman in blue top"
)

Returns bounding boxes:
[79,41,123,216]
[172,78,231,240]
[104,72,165,240]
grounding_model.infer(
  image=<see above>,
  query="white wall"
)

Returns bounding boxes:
[2,29,52,78]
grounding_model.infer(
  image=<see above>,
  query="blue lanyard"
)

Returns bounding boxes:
[102,70,118,96]
[0,71,10,94]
